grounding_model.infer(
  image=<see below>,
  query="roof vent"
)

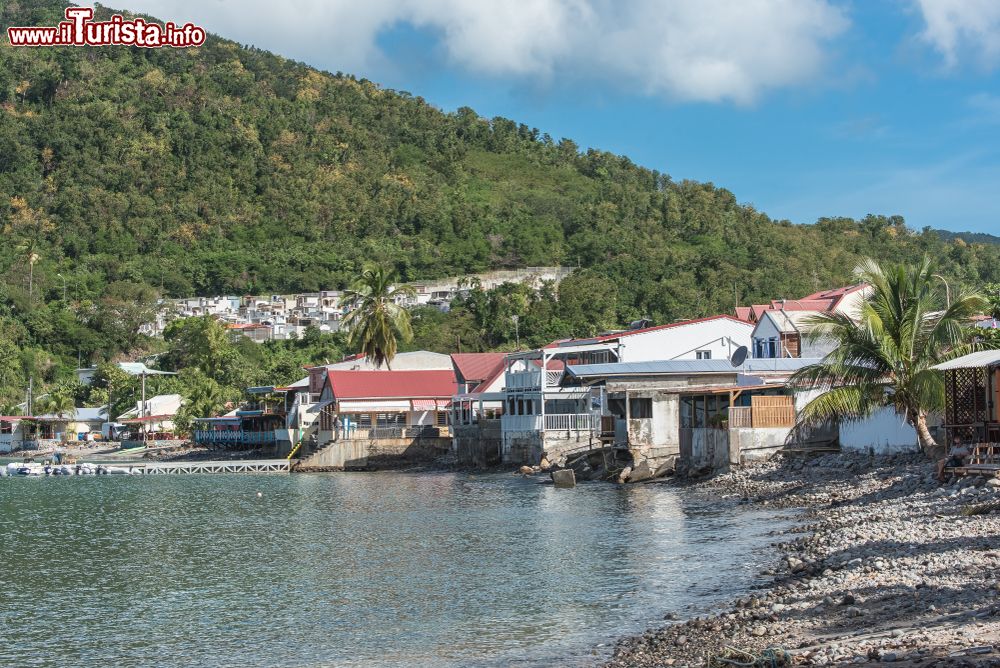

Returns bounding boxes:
[629,318,652,330]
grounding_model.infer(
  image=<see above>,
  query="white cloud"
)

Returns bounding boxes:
[105,0,848,104]
[914,0,1000,68]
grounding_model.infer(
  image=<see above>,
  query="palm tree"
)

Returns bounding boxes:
[35,392,76,419]
[340,264,416,370]
[792,257,988,458]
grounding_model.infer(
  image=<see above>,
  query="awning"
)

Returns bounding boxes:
[411,399,440,411]
[932,350,1000,371]
[338,400,411,412]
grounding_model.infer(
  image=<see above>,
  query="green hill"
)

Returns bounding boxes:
[1,0,999,403]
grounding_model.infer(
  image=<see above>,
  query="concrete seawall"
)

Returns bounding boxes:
[296,437,451,470]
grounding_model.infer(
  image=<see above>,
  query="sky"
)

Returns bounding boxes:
[101,0,1000,234]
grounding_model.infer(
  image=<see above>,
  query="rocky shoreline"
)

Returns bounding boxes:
[605,453,1000,667]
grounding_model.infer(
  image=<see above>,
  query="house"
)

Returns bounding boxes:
[116,394,183,441]
[295,369,456,469]
[482,317,755,465]
[735,284,871,324]
[545,315,754,365]
[451,353,507,394]
[0,417,35,453]
[558,358,815,475]
[750,309,836,359]
[33,406,108,441]
[316,370,456,437]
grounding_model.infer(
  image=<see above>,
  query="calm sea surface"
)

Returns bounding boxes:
[0,470,793,667]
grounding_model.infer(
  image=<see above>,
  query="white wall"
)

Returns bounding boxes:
[839,407,919,454]
[618,319,753,362]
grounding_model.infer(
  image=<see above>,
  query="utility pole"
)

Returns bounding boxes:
[512,315,520,350]
[57,272,67,304]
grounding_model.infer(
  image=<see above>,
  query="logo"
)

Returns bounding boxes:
[7,7,206,48]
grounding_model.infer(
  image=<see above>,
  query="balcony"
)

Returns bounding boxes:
[505,370,542,390]
[500,413,600,433]
[544,413,600,432]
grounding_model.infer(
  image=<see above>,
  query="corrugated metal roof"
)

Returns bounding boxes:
[932,350,1000,370]
[566,358,818,377]
[326,369,457,400]
[451,353,506,382]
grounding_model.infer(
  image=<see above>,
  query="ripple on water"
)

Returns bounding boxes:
[0,472,795,667]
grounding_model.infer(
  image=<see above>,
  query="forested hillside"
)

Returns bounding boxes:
[2,0,999,411]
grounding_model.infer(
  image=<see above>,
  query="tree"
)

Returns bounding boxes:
[985,282,1000,321]
[5,197,53,299]
[35,390,75,418]
[340,264,415,369]
[172,368,227,434]
[792,257,988,458]
[161,316,233,377]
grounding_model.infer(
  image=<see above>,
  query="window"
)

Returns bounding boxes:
[0,421,12,435]
[696,350,712,360]
[436,411,448,426]
[629,398,653,419]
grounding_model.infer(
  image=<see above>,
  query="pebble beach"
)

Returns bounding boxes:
[606,453,1000,667]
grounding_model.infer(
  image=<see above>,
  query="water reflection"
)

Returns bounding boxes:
[0,472,793,667]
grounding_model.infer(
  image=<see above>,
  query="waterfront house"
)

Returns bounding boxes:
[315,369,457,438]
[560,358,812,475]
[33,406,108,442]
[116,393,183,441]
[484,316,754,465]
[0,416,35,453]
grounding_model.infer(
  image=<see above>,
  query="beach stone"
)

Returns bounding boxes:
[987,478,1000,488]
[551,469,576,488]
[518,466,533,475]
[752,625,768,636]
[880,652,898,662]
[674,635,688,646]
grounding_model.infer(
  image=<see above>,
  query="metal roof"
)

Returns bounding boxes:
[566,357,818,378]
[118,362,177,376]
[931,350,1000,371]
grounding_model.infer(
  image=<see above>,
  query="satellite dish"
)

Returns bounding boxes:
[730,346,748,367]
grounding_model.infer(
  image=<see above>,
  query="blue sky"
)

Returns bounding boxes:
[112,0,1000,234]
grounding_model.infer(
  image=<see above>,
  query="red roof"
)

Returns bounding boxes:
[738,284,870,321]
[801,284,868,300]
[451,353,506,383]
[325,370,457,400]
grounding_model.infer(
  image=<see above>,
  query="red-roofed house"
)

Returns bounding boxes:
[316,369,457,438]
[735,283,871,324]
[451,353,507,393]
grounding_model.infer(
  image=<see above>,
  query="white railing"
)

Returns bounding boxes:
[544,413,600,432]
[500,414,543,432]
[505,370,542,390]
